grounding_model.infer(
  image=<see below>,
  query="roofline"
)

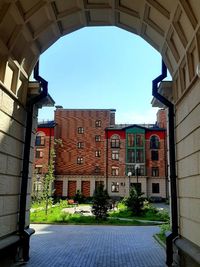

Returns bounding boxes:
[105,124,166,131]
[55,108,116,112]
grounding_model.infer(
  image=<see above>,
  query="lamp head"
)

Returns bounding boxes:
[127,171,132,177]
[135,163,140,170]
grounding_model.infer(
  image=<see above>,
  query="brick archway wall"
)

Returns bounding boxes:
[1,1,200,266]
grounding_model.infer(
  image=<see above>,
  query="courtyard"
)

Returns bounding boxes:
[26,224,166,267]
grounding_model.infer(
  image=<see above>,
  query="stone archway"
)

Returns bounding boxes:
[1,1,200,266]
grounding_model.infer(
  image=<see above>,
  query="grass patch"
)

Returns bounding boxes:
[109,202,169,222]
[31,200,169,226]
[156,233,166,244]
[155,223,171,245]
[31,206,158,226]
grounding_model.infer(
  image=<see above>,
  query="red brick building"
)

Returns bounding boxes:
[54,108,116,198]
[105,123,167,199]
[32,120,55,196]
[52,108,167,200]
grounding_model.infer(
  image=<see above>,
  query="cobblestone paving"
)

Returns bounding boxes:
[27,224,166,267]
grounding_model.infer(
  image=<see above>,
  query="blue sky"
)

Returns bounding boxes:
[39,26,165,124]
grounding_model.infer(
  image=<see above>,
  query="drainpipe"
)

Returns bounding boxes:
[48,127,52,165]
[19,60,48,261]
[164,129,168,199]
[152,60,178,266]
[105,129,109,191]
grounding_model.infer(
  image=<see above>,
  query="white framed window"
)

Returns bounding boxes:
[110,135,120,148]
[111,150,119,160]
[35,149,43,158]
[95,135,101,142]
[77,142,84,149]
[95,120,101,127]
[111,167,119,176]
[111,182,119,192]
[78,127,84,134]
[77,157,83,164]
[95,150,101,157]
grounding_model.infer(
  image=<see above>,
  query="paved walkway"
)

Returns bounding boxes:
[26,224,166,267]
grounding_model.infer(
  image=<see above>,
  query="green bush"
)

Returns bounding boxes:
[157,223,171,243]
[125,187,144,216]
[74,190,85,204]
[92,184,110,220]
[58,199,68,209]
[156,210,170,222]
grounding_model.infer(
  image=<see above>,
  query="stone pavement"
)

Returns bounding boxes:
[26,224,166,267]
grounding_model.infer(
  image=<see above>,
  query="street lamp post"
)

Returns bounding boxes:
[135,164,140,192]
[127,171,132,196]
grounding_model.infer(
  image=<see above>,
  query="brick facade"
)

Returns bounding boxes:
[81,181,90,197]
[55,109,115,176]
[54,181,63,197]
[33,123,55,175]
[156,109,167,129]
[34,109,167,200]
[32,121,55,196]
[68,181,77,198]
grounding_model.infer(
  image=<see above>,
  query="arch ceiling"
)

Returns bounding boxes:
[0,0,199,79]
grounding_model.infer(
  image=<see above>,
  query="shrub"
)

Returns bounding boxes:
[157,223,171,243]
[125,187,144,216]
[156,210,170,222]
[58,199,68,209]
[92,184,110,220]
[142,200,157,216]
[74,190,85,204]
[59,212,69,222]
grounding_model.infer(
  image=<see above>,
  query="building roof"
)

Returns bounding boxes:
[55,108,116,112]
[106,123,165,131]
[38,120,56,128]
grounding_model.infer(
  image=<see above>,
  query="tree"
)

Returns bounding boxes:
[92,184,110,220]
[125,187,144,216]
[42,139,62,215]
[74,190,84,204]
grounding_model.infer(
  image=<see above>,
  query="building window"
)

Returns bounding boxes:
[111,167,119,176]
[112,150,119,160]
[94,166,100,173]
[77,157,83,164]
[77,142,84,149]
[95,150,101,157]
[95,181,104,190]
[131,183,142,193]
[152,183,160,193]
[110,135,120,148]
[35,135,45,146]
[126,165,145,176]
[150,136,160,149]
[151,150,159,161]
[34,181,42,192]
[35,150,43,158]
[127,133,134,147]
[95,120,101,127]
[136,134,143,146]
[152,167,159,177]
[95,135,101,142]
[35,165,42,174]
[111,182,119,192]
[137,165,145,176]
[127,149,135,163]
[136,149,144,163]
[78,127,84,134]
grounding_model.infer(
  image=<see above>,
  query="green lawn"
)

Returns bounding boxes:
[30,206,157,225]
[109,202,169,222]
[30,201,169,226]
